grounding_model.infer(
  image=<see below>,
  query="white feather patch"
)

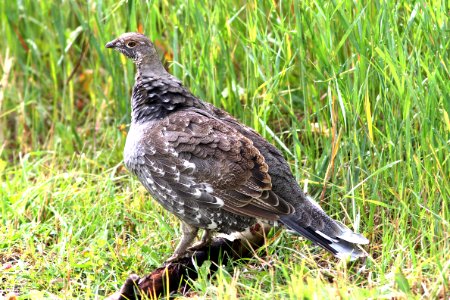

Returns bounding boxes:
[315,230,339,243]
[182,160,196,170]
[193,189,202,198]
[146,177,154,185]
[207,221,218,229]
[214,197,224,206]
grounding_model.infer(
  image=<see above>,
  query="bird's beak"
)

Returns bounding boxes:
[105,39,117,49]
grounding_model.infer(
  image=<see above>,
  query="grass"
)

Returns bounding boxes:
[1,0,449,298]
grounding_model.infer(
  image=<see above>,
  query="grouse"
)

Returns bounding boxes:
[106,32,369,262]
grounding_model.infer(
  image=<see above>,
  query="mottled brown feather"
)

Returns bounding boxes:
[162,111,294,219]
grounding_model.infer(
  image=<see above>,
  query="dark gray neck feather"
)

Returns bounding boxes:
[130,73,206,123]
[136,54,168,78]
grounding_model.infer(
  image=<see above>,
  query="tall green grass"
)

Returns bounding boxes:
[1,0,449,298]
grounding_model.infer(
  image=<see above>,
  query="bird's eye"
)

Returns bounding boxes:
[126,41,137,48]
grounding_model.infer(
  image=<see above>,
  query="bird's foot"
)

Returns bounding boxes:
[187,229,212,252]
[165,253,184,264]
[165,222,199,264]
[165,229,213,263]
[186,240,209,252]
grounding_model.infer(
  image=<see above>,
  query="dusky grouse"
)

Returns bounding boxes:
[106,32,369,262]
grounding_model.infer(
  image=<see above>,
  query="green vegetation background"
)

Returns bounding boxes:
[0,0,448,299]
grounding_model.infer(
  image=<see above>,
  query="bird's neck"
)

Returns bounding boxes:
[136,54,168,77]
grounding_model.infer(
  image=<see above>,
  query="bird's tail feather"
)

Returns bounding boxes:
[280,196,369,261]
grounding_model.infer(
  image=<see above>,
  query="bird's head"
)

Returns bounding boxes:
[106,32,155,61]
[106,32,166,76]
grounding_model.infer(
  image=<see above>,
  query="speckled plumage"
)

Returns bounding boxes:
[106,33,369,261]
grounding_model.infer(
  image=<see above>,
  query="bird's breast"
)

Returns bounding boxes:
[123,121,157,171]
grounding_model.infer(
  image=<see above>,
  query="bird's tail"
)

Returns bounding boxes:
[279,195,369,261]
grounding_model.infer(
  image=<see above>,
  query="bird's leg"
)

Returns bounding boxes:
[187,229,212,251]
[200,229,212,245]
[166,221,198,263]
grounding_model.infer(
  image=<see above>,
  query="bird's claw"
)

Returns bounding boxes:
[165,253,182,264]
[165,241,209,264]
[186,240,209,252]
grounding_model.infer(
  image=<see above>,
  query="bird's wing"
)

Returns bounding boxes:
[155,109,294,221]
